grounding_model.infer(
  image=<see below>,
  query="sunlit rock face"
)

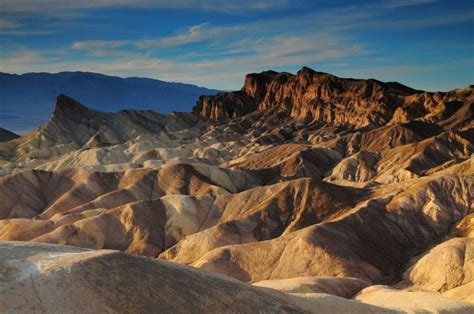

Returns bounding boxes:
[0,67,473,311]
[194,67,472,129]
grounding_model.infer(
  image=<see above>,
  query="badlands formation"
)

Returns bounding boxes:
[0,67,473,313]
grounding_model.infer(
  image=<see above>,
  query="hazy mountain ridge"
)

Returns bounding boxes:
[0,71,219,133]
[0,67,473,313]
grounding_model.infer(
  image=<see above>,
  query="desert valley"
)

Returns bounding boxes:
[0,67,473,313]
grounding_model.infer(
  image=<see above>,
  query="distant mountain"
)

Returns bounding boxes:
[0,71,220,133]
[0,127,19,142]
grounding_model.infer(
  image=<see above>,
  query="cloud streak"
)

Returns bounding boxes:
[385,0,436,8]
[72,40,130,53]
[136,23,213,48]
[0,0,290,14]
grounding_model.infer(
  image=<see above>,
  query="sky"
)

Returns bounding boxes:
[0,0,473,91]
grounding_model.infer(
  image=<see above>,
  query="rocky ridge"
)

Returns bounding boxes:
[0,127,19,142]
[194,67,472,129]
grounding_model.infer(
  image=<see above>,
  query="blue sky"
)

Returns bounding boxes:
[0,0,473,91]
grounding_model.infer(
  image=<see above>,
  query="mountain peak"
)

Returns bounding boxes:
[52,94,90,119]
[298,66,316,75]
[297,66,333,78]
[0,128,19,142]
[32,94,200,151]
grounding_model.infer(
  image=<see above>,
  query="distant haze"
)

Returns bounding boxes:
[0,71,219,133]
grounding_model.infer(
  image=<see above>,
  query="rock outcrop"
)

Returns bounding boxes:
[194,67,472,130]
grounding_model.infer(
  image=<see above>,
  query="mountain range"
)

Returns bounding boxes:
[0,71,219,133]
[0,67,473,313]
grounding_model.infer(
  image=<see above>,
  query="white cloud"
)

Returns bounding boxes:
[136,23,213,48]
[72,40,129,50]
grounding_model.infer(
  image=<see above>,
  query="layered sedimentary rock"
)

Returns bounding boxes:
[0,67,473,311]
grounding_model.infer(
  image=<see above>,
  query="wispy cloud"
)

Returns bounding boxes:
[0,0,290,14]
[0,50,46,72]
[0,0,291,37]
[0,28,366,88]
[385,0,436,9]
[72,40,128,50]
[0,18,20,30]
[72,23,234,51]
[37,7,370,87]
[136,23,216,48]
[68,2,472,56]
[1,0,471,91]
[0,16,53,35]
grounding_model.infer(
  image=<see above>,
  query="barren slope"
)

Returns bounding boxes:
[0,67,472,310]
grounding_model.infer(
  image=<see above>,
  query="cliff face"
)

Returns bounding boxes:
[194,66,472,129]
